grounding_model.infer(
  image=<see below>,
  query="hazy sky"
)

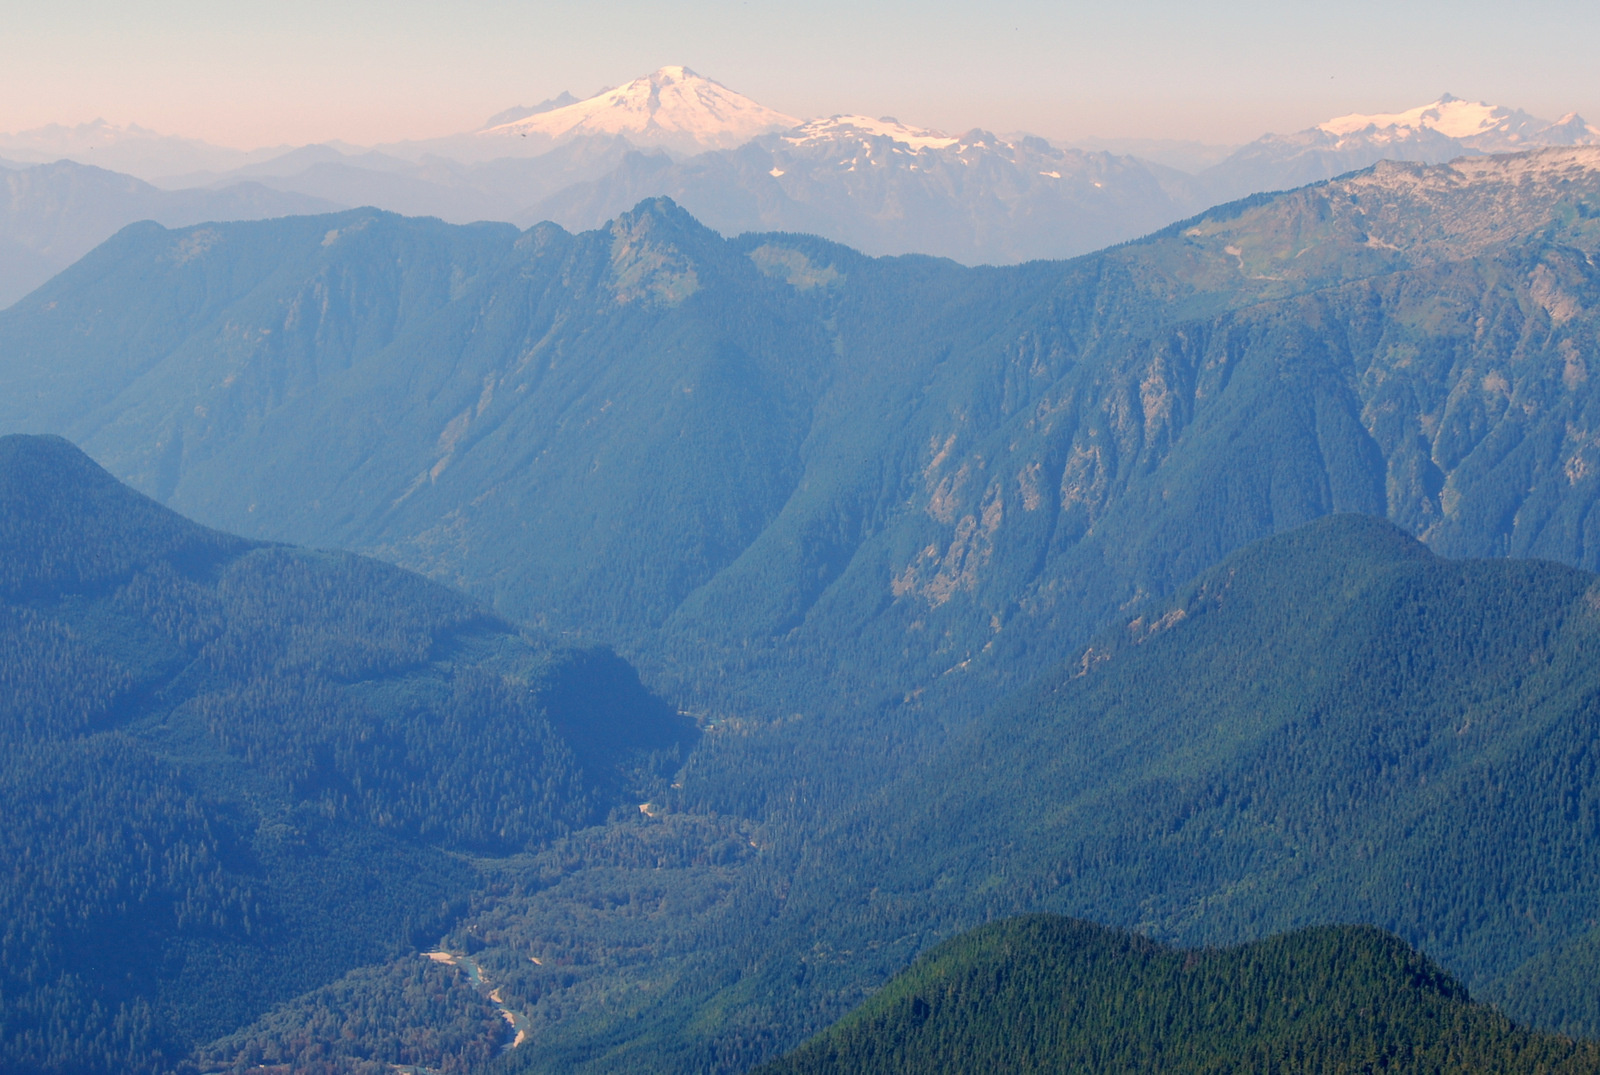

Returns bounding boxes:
[4,0,1597,148]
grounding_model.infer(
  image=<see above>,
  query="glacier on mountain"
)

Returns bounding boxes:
[784,116,960,151]
[1315,94,1600,150]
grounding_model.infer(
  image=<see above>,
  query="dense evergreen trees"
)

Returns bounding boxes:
[468,517,1600,1073]
[758,916,1600,1075]
[196,956,508,1074]
[0,435,690,1074]
[3,152,1600,1072]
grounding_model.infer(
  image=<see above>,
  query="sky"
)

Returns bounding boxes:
[3,0,1598,148]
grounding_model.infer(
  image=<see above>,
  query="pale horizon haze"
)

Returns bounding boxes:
[3,0,1597,149]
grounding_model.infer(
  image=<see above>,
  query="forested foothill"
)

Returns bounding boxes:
[3,147,1600,1073]
[466,515,1600,1073]
[0,434,690,1074]
[758,916,1600,1075]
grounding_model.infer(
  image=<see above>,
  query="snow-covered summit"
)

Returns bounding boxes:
[784,115,960,151]
[1320,94,1530,140]
[1318,94,1595,150]
[479,66,799,154]
[1202,95,1600,207]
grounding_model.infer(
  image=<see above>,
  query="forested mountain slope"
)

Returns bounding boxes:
[758,916,1600,1075]
[4,152,1600,1075]
[463,516,1600,1073]
[1,149,1597,729]
[0,434,688,1075]
[804,515,1600,1007]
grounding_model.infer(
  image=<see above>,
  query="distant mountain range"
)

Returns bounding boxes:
[1201,93,1600,203]
[1324,94,1600,150]
[4,146,1598,725]
[0,160,337,307]
[0,117,279,176]
[516,115,1199,262]
[3,73,1597,308]
[158,83,1600,258]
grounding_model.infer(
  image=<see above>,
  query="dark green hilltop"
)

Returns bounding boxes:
[757,916,1600,1075]
[0,434,690,1075]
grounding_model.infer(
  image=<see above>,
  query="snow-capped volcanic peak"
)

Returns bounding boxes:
[785,115,960,151]
[480,66,799,151]
[1318,94,1544,142]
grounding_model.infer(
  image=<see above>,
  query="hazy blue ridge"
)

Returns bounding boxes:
[0,159,341,309]
[2,152,1596,736]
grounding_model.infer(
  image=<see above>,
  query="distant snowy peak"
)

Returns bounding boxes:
[2,117,158,145]
[0,117,262,179]
[1541,112,1600,146]
[1319,95,1533,140]
[480,66,798,152]
[1316,94,1597,149]
[0,117,212,159]
[785,115,961,151]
